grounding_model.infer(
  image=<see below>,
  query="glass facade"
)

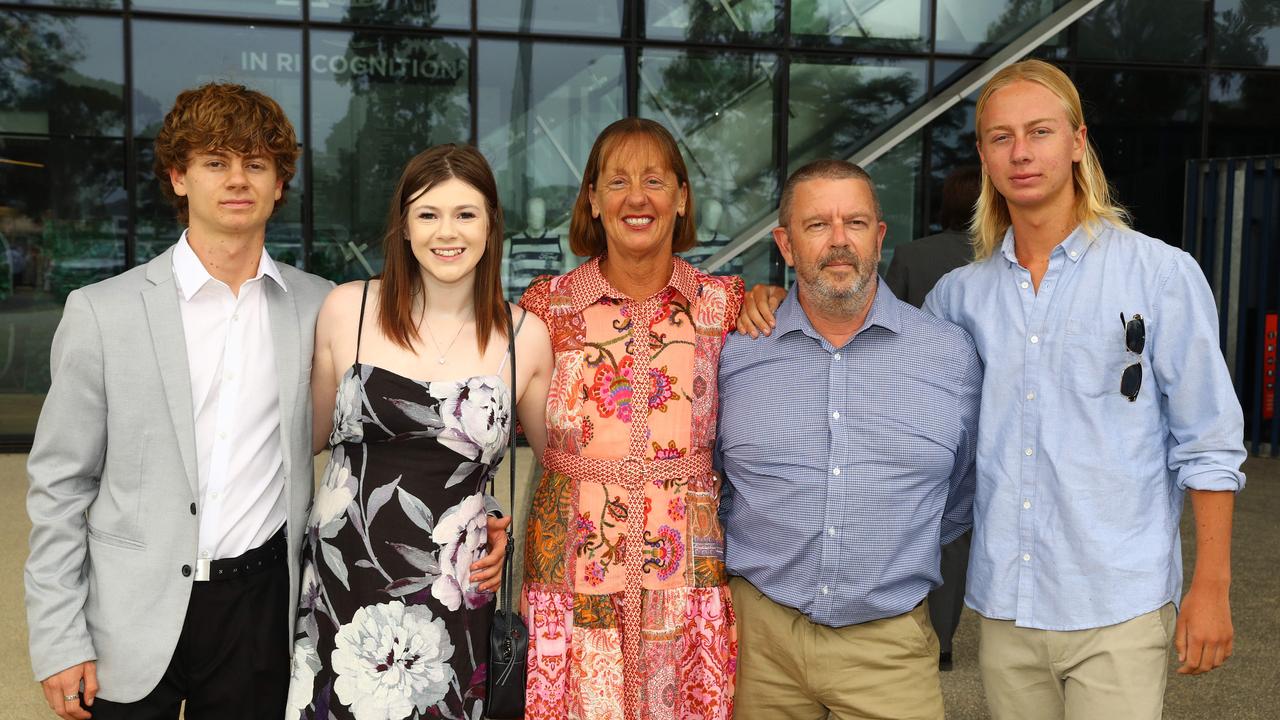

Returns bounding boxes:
[1,0,1279,443]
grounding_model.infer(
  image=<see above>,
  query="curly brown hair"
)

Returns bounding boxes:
[153,83,299,224]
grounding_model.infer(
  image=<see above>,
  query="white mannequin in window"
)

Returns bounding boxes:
[505,196,568,298]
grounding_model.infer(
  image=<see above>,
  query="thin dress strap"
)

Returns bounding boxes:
[355,280,370,365]
[496,305,527,375]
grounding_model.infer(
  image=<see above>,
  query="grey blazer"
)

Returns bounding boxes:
[24,246,332,701]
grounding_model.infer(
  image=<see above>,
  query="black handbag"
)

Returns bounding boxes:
[486,305,528,718]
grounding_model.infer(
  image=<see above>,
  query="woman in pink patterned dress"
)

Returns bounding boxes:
[519,118,742,720]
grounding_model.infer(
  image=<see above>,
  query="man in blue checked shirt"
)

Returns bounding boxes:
[717,159,981,720]
[922,60,1245,719]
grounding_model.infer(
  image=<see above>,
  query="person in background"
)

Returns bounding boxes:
[884,164,982,672]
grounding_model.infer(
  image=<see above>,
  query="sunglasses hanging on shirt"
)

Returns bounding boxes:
[1121,312,1145,402]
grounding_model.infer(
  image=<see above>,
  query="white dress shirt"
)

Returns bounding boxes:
[172,233,288,567]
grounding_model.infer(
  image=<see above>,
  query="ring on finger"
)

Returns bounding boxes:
[64,693,80,701]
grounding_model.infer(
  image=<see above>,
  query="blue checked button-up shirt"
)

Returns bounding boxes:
[924,222,1246,631]
[716,279,981,627]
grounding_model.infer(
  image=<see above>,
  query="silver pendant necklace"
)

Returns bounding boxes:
[420,314,469,365]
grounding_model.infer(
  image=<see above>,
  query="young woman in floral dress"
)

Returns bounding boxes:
[520,118,743,720]
[286,144,552,720]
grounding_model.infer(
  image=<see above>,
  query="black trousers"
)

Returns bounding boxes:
[927,529,972,654]
[85,549,290,720]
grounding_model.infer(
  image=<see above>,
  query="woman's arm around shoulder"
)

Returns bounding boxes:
[511,302,552,461]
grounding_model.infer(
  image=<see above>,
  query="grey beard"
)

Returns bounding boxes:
[797,251,878,317]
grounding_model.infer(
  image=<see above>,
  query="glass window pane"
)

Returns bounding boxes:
[867,131,921,273]
[0,136,126,435]
[935,0,1067,55]
[310,30,471,283]
[1075,0,1205,63]
[477,0,624,36]
[131,20,303,140]
[309,0,470,30]
[925,93,979,236]
[1075,67,1203,245]
[0,12,125,137]
[1209,71,1280,158]
[638,48,778,276]
[8,0,120,6]
[131,0,300,20]
[477,40,625,300]
[1214,0,1280,66]
[787,57,927,173]
[791,0,928,50]
[644,0,782,43]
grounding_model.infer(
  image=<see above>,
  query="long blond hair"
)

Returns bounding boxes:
[970,59,1129,260]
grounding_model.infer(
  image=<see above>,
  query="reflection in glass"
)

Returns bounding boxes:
[131,0,300,19]
[131,20,303,139]
[476,0,623,36]
[1209,72,1280,158]
[311,0,470,29]
[787,57,926,173]
[310,30,470,282]
[1075,68,1202,244]
[1214,0,1280,67]
[935,0,1066,54]
[791,0,928,48]
[0,12,125,137]
[867,132,921,271]
[476,40,625,299]
[133,140,306,267]
[926,94,979,234]
[1075,0,1204,63]
[0,136,126,435]
[644,0,782,43]
[637,49,778,275]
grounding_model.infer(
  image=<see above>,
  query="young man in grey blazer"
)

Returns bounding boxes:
[25,84,334,720]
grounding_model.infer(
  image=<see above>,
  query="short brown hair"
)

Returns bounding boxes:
[778,159,881,228]
[378,144,507,354]
[937,166,981,232]
[569,118,696,257]
[153,83,299,224]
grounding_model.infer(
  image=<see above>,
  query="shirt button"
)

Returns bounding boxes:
[1023,500,1032,509]
[181,564,192,577]
[1020,281,1030,289]
[831,467,840,476]
[189,503,197,515]
[833,353,841,361]
[1030,335,1039,344]
[218,431,227,440]
[211,492,220,500]
[1069,250,1078,258]
[1026,391,1036,401]
[1024,448,1034,456]
[828,527,836,537]
[821,586,830,595]
[232,313,240,322]
[1022,553,1031,562]
[831,411,840,420]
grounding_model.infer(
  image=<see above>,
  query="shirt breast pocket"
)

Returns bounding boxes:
[1060,318,1129,399]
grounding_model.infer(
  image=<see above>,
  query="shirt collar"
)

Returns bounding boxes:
[568,255,701,313]
[171,229,288,301]
[999,223,1096,266]
[774,275,902,346]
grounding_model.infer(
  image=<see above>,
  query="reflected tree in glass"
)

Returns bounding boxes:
[791,0,927,50]
[644,0,782,43]
[1215,0,1280,66]
[310,15,470,282]
[1075,0,1205,63]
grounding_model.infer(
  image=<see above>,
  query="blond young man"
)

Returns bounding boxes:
[922,60,1244,719]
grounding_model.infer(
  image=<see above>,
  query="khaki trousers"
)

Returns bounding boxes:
[731,575,944,720]
[978,604,1176,720]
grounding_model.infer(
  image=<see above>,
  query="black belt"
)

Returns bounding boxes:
[195,528,287,582]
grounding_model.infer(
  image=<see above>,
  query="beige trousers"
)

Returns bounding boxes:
[731,575,944,720]
[978,604,1176,720]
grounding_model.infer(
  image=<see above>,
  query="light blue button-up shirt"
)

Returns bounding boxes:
[717,279,981,627]
[924,222,1246,631]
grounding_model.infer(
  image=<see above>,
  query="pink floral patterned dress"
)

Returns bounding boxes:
[519,257,743,720]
